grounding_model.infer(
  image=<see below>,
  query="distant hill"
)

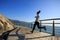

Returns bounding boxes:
[0,14,15,33]
[9,19,33,28]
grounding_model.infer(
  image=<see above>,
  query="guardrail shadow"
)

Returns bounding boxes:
[0,27,17,40]
[16,28,25,40]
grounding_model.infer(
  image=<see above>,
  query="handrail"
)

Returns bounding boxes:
[39,18,60,36]
[40,18,60,21]
[39,23,60,24]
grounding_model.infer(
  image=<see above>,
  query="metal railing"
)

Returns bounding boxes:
[39,18,60,36]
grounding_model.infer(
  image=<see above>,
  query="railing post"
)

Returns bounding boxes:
[52,20,55,36]
[39,21,41,32]
[31,23,32,28]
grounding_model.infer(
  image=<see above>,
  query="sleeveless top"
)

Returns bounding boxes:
[35,15,39,22]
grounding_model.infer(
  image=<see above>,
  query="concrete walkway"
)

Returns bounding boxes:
[7,26,60,40]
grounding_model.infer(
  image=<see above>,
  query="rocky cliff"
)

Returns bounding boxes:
[0,14,15,33]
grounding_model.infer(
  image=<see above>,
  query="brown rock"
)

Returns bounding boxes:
[0,14,15,33]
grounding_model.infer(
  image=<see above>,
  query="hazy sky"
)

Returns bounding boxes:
[0,0,60,22]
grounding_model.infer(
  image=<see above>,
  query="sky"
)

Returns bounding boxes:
[0,0,60,22]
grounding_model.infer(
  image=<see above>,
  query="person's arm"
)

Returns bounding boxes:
[35,16,39,18]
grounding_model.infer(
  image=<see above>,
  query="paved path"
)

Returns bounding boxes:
[6,26,60,40]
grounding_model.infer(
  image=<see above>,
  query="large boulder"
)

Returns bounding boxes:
[0,14,15,33]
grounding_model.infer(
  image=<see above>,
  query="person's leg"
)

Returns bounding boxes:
[43,26,46,31]
[38,25,46,31]
[37,22,40,29]
[37,22,42,32]
[31,22,36,33]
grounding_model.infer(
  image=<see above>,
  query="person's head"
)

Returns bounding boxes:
[37,10,41,14]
